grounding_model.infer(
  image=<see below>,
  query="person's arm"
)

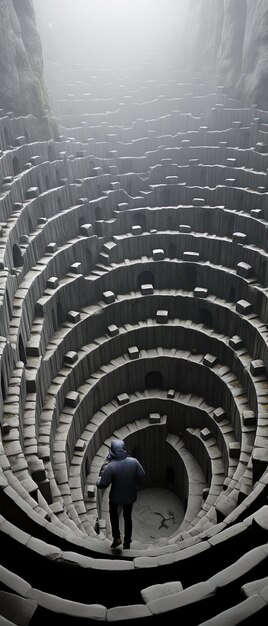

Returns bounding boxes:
[96,463,113,489]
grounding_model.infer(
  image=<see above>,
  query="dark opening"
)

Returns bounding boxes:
[181,265,197,290]
[145,371,163,389]
[12,243,23,268]
[200,308,213,328]
[19,334,26,364]
[48,143,56,162]
[203,210,212,233]
[201,169,206,186]
[37,178,42,193]
[28,216,34,233]
[85,249,93,270]
[1,373,6,401]
[13,156,21,176]
[57,303,64,326]
[131,445,142,464]
[169,243,176,258]
[229,287,236,302]
[6,291,12,319]
[132,212,146,231]
[79,216,87,227]
[4,128,9,145]
[57,197,62,212]
[162,188,171,206]
[24,130,30,143]
[137,270,154,289]
[166,466,175,486]
[260,261,267,286]
[45,175,50,190]
[56,169,61,185]
[96,185,102,198]
[167,216,173,230]
[52,308,57,332]
[95,206,104,220]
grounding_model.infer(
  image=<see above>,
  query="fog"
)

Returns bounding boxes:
[34,0,189,69]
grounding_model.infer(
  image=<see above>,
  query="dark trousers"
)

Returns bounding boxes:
[109,502,133,542]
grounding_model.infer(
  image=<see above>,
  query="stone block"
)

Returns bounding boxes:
[156,310,168,323]
[193,198,205,206]
[103,290,115,304]
[243,411,256,426]
[46,276,59,289]
[70,262,82,274]
[179,224,191,233]
[255,142,267,153]
[30,155,41,166]
[203,354,217,367]
[20,235,29,244]
[250,359,265,376]
[213,407,226,423]
[141,283,154,295]
[25,187,39,199]
[75,439,86,452]
[167,389,175,398]
[67,310,80,323]
[183,251,200,261]
[128,346,139,359]
[46,242,57,254]
[65,391,80,407]
[132,225,142,235]
[194,287,208,298]
[250,209,263,218]
[236,300,253,315]
[149,413,161,424]
[232,232,247,244]
[201,428,211,440]
[236,262,253,278]
[87,485,95,498]
[229,442,240,458]
[108,324,119,337]
[64,351,78,365]
[153,248,164,260]
[117,393,130,405]
[226,158,237,166]
[80,223,93,236]
[141,581,183,603]
[229,335,243,350]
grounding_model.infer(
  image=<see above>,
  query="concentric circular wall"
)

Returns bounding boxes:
[1,54,268,625]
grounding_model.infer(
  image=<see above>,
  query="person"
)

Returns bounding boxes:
[96,439,145,549]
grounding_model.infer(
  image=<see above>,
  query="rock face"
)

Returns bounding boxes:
[0,0,56,136]
[178,0,268,108]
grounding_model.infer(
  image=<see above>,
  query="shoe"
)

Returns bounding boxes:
[111,537,122,549]
[123,540,131,549]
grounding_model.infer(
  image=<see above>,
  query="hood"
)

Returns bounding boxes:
[107,439,128,460]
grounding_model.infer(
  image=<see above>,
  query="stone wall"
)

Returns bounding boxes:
[0,0,57,138]
[178,0,268,108]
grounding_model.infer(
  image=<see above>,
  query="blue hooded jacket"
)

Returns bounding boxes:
[96,439,145,505]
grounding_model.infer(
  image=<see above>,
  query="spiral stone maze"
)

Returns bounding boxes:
[1,57,268,624]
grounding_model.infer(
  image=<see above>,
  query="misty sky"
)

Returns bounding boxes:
[34,0,189,69]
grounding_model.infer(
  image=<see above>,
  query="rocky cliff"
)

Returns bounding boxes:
[178,0,268,108]
[0,0,57,136]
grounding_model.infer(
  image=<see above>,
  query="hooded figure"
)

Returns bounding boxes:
[96,439,145,549]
